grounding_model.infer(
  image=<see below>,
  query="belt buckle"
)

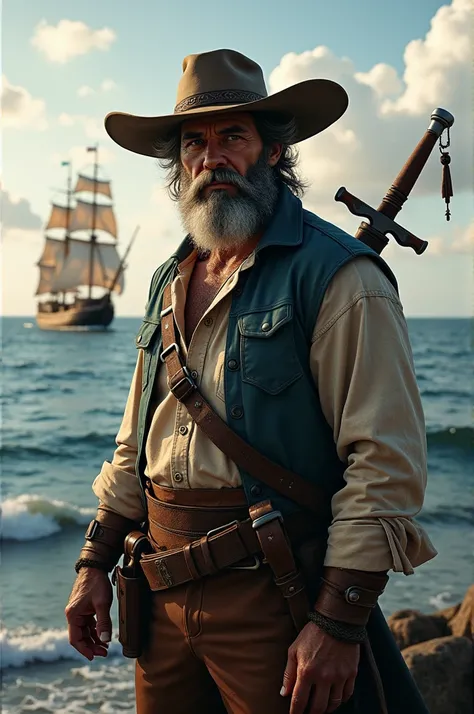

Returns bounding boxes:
[206,520,262,572]
[160,342,179,363]
[169,365,196,400]
[251,510,283,530]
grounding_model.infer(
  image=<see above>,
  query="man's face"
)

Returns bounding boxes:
[176,112,282,252]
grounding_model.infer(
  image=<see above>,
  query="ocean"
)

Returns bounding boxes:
[1,316,472,713]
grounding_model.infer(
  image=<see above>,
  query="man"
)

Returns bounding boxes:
[65,49,437,714]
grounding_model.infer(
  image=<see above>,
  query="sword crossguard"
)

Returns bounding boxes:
[335,187,428,255]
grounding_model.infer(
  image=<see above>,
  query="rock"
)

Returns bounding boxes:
[402,636,473,714]
[450,584,474,640]
[388,609,449,650]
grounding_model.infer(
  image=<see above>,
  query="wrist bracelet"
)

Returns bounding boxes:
[75,558,112,574]
[308,611,367,644]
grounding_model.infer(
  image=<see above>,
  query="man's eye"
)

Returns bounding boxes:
[185,139,203,149]
[226,135,243,142]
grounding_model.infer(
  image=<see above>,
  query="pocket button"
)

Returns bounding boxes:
[261,322,271,332]
[227,359,239,371]
[230,405,243,419]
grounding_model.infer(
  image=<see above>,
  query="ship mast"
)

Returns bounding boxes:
[87,145,99,299]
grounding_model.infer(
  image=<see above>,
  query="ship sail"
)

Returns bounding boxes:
[49,238,124,294]
[35,237,67,295]
[45,203,71,231]
[74,173,112,199]
[69,199,118,238]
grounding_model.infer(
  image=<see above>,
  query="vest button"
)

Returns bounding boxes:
[250,484,262,497]
[227,359,239,371]
[230,405,243,419]
[204,317,213,327]
[191,370,198,379]
[178,426,188,436]
[173,472,184,483]
[261,322,271,332]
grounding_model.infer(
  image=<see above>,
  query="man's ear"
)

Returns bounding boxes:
[267,143,283,166]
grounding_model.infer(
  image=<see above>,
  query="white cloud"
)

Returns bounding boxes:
[451,222,474,254]
[101,79,117,92]
[77,79,117,98]
[77,85,94,98]
[1,75,48,130]
[268,0,471,222]
[31,19,116,64]
[1,190,43,230]
[57,113,105,139]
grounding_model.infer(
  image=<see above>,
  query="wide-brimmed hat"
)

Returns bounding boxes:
[105,49,348,157]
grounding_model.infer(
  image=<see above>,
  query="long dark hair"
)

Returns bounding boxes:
[152,112,308,200]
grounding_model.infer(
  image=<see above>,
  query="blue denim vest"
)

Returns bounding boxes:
[134,186,397,520]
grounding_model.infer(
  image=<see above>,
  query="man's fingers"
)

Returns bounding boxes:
[289,677,312,714]
[95,601,113,644]
[326,683,345,713]
[306,672,331,714]
[280,646,298,697]
[342,675,356,703]
[67,622,95,661]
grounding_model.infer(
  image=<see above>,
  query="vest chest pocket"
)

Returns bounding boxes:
[135,320,162,390]
[238,304,303,395]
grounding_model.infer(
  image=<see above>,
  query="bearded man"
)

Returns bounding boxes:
[66,50,437,714]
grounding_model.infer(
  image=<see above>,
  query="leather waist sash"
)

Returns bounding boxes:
[139,484,324,595]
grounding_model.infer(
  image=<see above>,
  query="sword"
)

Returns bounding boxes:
[335,108,455,255]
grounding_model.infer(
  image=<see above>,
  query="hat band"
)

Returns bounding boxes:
[174,89,265,114]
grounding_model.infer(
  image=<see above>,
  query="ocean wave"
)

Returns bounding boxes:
[1,495,95,541]
[0,624,123,669]
[418,503,474,526]
[426,426,473,450]
[2,432,115,460]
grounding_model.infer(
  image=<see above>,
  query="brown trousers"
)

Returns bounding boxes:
[135,484,300,714]
[135,564,297,714]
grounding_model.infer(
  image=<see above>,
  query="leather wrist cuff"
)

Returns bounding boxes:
[314,567,389,626]
[77,507,140,572]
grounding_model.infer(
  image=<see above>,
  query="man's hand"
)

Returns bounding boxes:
[65,568,113,661]
[281,621,360,714]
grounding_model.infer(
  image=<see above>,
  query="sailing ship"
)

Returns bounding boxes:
[35,146,138,330]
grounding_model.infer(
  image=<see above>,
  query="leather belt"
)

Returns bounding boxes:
[140,517,261,591]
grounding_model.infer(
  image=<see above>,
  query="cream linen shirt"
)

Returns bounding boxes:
[93,250,437,574]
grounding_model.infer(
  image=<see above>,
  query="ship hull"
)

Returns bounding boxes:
[36,296,114,331]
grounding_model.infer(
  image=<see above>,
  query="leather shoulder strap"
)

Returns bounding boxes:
[160,284,331,520]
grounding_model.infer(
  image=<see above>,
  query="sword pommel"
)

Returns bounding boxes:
[428,108,455,137]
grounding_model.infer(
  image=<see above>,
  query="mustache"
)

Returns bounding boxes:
[186,168,255,201]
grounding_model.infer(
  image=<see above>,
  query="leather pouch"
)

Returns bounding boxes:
[115,563,149,658]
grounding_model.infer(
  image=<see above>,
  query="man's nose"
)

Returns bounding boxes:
[202,140,227,170]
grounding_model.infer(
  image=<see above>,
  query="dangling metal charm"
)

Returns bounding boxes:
[439,128,453,221]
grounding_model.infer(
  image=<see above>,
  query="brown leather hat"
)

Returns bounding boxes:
[105,49,348,157]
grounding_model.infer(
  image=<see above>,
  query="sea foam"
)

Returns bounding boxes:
[1,624,123,669]
[1,494,94,541]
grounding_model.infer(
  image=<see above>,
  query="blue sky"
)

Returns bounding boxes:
[2,0,472,316]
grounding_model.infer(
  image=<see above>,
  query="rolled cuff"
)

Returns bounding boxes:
[92,460,146,523]
[323,517,438,575]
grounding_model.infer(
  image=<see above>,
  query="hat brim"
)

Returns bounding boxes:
[104,79,348,158]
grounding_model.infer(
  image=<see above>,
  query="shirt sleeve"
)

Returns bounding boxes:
[92,350,147,523]
[310,256,438,574]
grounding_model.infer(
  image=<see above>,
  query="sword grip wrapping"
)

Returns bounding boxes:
[378,129,439,219]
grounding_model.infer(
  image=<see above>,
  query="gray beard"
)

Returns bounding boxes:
[177,156,279,252]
